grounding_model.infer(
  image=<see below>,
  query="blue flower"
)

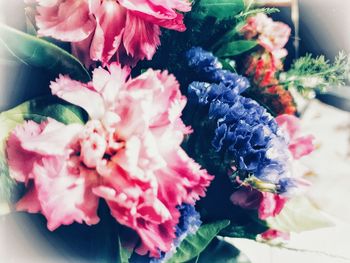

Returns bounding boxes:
[150,204,201,263]
[186,47,250,95]
[186,47,295,194]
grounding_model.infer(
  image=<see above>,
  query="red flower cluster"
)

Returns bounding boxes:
[266,85,296,115]
[242,14,296,115]
[245,54,296,115]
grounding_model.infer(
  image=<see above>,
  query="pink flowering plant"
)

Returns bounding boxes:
[0,0,348,262]
[26,0,191,66]
[7,64,212,257]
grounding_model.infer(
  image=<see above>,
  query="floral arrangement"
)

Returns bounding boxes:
[0,0,349,262]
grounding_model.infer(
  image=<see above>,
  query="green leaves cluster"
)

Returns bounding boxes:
[0,23,90,82]
[168,220,230,263]
[195,0,245,20]
[280,52,350,95]
[216,40,257,58]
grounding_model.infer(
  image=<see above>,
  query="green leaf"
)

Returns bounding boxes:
[266,197,334,233]
[167,220,230,263]
[0,23,90,82]
[220,222,269,240]
[0,97,86,208]
[216,40,258,57]
[197,0,245,20]
[117,235,132,263]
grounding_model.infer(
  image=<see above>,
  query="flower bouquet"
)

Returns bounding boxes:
[0,0,349,262]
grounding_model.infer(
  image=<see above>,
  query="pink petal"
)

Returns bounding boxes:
[125,69,186,128]
[94,185,176,257]
[89,0,126,64]
[118,0,178,20]
[16,184,41,213]
[261,229,290,240]
[258,192,287,220]
[91,63,130,109]
[135,216,177,257]
[21,119,82,156]
[113,90,151,139]
[6,120,43,183]
[276,114,315,159]
[122,12,161,62]
[157,149,213,206]
[33,157,100,230]
[36,0,95,42]
[113,135,165,183]
[289,135,315,160]
[275,114,301,140]
[118,0,191,31]
[50,74,105,119]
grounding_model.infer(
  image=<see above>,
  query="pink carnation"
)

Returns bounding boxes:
[258,192,287,220]
[230,187,287,220]
[28,0,191,66]
[242,13,291,55]
[6,63,212,257]
[276,114,315,160]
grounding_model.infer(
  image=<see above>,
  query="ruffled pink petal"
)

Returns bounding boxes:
[91,63,130,109]
[50,74,105,119]
[122,12,161,63]
[157,149,213,206]
[36,0,95,42]
[119,0,191,31]
[6,120,43,183]
[118,0,178,20]
[125,69,186,128]
[147,12,187,31]
[89,0,126,65]
[113,91,152,139]
[21,119,82,156]
[153,70,187,125]
[33,157,100,230]
[112,135,165,183]
[93,185,176,257]
[135,216,177,257]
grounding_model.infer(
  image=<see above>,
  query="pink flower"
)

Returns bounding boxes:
[230,187,262,210]
[7,63,212,257]
[258,192,287,220]
[260,229,290,240]
[230,187,286,220]
[7,119,100,230]
[242,13,290,75]
[29,0,191,66]
[242,13,291,55]
[276,114,315,160]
